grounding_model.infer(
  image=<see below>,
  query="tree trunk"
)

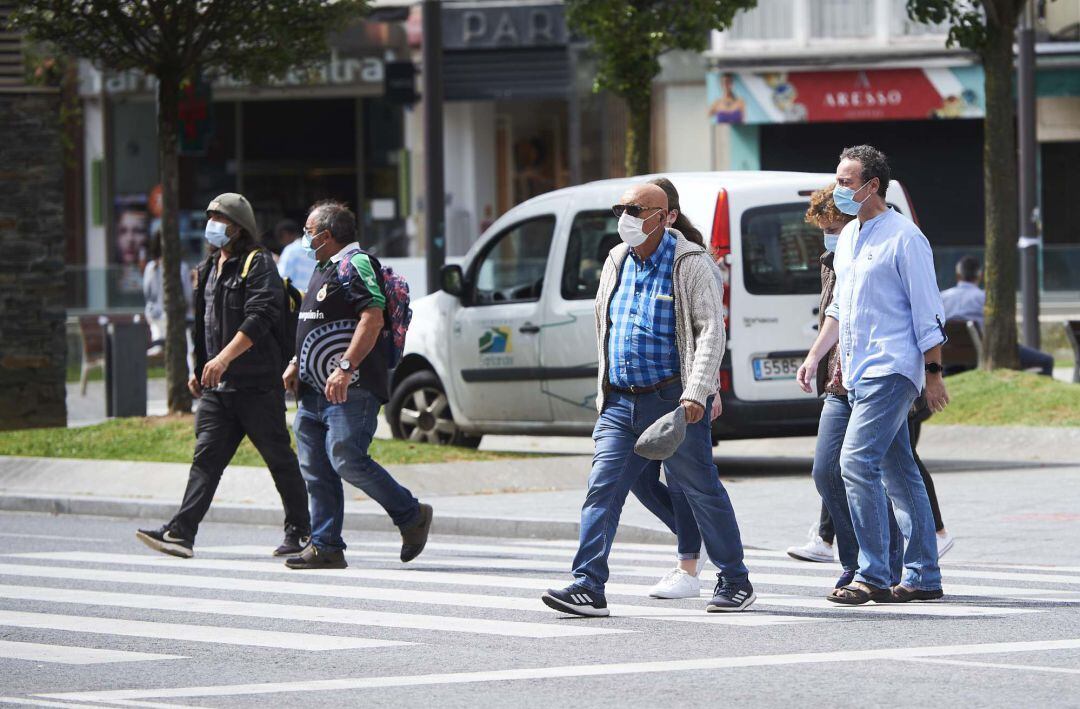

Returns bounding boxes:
[980,21,1020,370]
[156,72,194,414]
[624,88,652,176]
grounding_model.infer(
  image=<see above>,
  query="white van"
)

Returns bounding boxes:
[385,171,916,446]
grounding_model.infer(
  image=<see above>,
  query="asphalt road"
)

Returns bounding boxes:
[0,512,1078,708]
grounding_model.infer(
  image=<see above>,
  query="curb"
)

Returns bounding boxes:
[0,493,676,545]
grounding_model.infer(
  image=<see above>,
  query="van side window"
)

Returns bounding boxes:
[562,210,620,300]
[741,203,825,296]
[470,215,555,306]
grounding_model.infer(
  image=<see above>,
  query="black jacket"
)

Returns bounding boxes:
[193,247,284,389]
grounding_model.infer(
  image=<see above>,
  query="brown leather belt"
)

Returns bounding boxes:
[608,375,681,395]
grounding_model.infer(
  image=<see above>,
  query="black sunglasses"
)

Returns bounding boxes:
[612,204,663,218]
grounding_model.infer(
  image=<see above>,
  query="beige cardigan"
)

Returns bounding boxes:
[594,231,726,412]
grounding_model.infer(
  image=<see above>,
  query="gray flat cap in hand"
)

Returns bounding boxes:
[634,406,687,460]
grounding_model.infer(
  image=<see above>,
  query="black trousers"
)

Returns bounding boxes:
[819,417,944,542]
[170,388,311,540]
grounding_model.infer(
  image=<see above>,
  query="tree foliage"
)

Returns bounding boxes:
[10,0,367,414]
[11,1,367,83]
[566,0,756,175]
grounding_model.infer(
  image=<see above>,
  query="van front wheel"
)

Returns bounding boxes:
[387,370,481,448]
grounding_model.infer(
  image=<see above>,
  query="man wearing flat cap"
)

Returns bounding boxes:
[542,181,754,616]
[136,193,311,560]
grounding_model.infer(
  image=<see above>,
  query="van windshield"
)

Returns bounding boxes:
[740,203,824,296]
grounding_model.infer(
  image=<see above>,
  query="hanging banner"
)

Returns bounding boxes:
[707,66,985,124]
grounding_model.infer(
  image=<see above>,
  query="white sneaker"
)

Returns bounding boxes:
[937,530,955,558]
[648,568,701,599]
[786,528,835,563]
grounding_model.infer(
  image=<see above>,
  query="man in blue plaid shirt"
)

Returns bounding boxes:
[542,182,754,617]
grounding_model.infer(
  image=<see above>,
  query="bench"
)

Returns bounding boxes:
[1065,320,1080,383]
[76,314,150,395]
[941,319,983,376]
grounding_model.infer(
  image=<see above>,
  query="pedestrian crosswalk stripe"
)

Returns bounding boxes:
[0,610,406,651]
[265,541,1080,587]
[0,584,625,639]
[0,639,181,665]
[186,546,1080,599]
[35,638,1080,702]
[0,554,1040,619]
[0,562,818,627]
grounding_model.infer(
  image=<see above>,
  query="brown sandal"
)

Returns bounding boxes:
[879,584,944,603]
[827,581,891,605]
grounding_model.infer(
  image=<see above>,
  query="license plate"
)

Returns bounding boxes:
[753,356,801,381]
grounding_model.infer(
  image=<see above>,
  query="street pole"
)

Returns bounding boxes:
[422,0,445,294]
[1017,0,1040,349]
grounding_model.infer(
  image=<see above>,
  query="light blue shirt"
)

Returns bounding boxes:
[940,281,985,326]
[277,238,317,294]
[826,208,946,391]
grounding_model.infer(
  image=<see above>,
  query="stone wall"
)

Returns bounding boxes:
[0,90,67,429]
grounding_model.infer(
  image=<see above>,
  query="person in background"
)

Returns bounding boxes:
[142,228,193,356]
[940,255,1054,376]
[135,193,312,560]
[276,219,316,293]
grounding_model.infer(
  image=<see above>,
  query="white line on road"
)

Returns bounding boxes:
[0,610,406,651]
[899,657,1080,675]
[0,533,112,543]
[0,555,1038,619]
[0,563,817,627]
[0,584,625,639]
[188,546,1080,599]
[0,639,181,665]
[36,638,1080,701]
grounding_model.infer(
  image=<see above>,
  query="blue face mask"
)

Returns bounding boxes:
[833,180,874,216]
[823,232,840,252]
[204,220,230,248]
[302,230,325,260]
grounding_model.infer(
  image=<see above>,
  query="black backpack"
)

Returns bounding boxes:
[240,248,301,364]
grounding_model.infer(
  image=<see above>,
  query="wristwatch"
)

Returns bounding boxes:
[338,357,353,372]
[925,362,944,375]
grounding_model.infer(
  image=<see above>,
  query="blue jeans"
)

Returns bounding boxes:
[294,388,420,552]
[631,464,703,559]
[841,374,941,591]
[571,384,748,594]
[813,393,903,582]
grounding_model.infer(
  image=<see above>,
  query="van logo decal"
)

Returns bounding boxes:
[479,327,512,354]
[742,316,779,327]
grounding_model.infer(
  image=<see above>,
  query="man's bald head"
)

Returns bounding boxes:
[620,183,668,211]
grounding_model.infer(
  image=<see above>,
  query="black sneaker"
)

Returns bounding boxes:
[135,526,193,559]
[400,503,433,562]
[706,576,756,612]
[541,584,609,617]
[284,544,347,570]
[273,531,311,557]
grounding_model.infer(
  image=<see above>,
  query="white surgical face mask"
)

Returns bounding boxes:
[617,213,649,248]
[204,220,230,248]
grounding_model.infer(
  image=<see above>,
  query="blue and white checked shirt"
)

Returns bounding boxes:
[607,230,680,388]
[826,209,946,391]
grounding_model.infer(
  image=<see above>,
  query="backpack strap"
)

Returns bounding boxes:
[240,249,260,280]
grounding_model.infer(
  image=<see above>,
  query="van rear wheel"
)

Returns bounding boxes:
[387,370,481,448]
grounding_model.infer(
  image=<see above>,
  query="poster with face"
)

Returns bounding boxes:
[114,194,149,293]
